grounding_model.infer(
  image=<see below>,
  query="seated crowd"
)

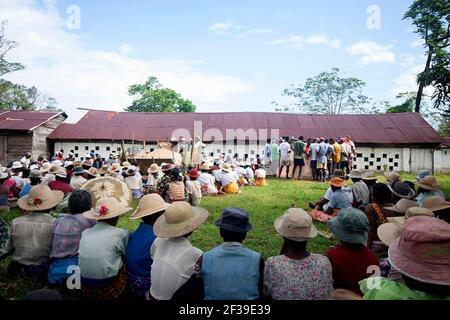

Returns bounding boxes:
[0,152,449,301]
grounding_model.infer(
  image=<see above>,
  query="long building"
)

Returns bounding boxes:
[46,110,446,173]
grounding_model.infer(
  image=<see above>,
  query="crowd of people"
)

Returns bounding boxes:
[0,149,449,301]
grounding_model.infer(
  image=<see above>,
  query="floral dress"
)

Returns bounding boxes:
[263,254,333,300]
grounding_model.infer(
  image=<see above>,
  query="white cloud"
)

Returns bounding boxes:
[410,39,423,48]
[118,43,134,54]
[208,21,275,38]
[348,41,395,64]
[392,64,434,96]
[306,34,328,45]
[2,1,253,121]
[208,21,235,35]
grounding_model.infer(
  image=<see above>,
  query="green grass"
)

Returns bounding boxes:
[1,173,449,299]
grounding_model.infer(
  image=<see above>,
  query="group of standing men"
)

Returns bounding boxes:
[263,136,357,182]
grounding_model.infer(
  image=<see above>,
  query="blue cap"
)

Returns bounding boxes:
[214,207,253,233]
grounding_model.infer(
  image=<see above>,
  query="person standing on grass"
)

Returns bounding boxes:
[316,138,328,182]
[48,190,96,286]
[188,208,264,300]
[309,138,320,181]
[330,138,340,176]
[264,208,333,300]
[279,137,292,179]
[263,138,272,176]
[326,208,378,296]
[270,139,279,177]
[79,197,131,300]
[338,139,350,175]
[292,136,306,180]
[126,194,169,299]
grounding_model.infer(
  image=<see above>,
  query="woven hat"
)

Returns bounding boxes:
[55,168,67,179]
[148,163,160,174]
[328,208,369,245]
[385,198,419,214]
[72,167,85,175]
[388,216,450,285]
[122,161,131,168]
[332,170,346,179]
[153,202,209,238]
[87,167,98,177]
[126,166,138,175]
[82,160,92,168]
[98,165,110,175]
[73,161,82,167]
[40,162,52,174]
[348,170,362,179]
[422,196,450,212]
[275,208,318,242]
[0,171,8,179]
[220,163,232,173]
[215,207,253,233]
[161,163,175,172]
[130,194,169,220]
[52,160,63,166]
[30,170,42,179]
[384,171,401,183]
[85,153,92,159]
[11,161,22,170]
[417,176,439,191]
[81,176,132,207]
[377,208,435,247]
[110,163,121,172]
[48,164,60,174]
[330,177,346,188]
[362,171,378,181]
[201,162,212,171]
[64,161,74,168]
[388,181,415,199]
[18,185,64,212]
[416,170,430,181]
[83,197,132,221]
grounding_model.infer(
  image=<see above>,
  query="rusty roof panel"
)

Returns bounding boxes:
[0,111,64,131]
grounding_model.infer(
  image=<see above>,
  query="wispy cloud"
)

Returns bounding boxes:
[208,21,275,38]
[118,43,134,54]
[410,39,423,48]
[348,41,395,64]
[305,34,341,48]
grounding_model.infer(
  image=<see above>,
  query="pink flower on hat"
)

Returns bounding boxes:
[97,205,109,216]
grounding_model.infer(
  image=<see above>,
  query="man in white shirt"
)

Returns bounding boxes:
[309,138,320,181]
[263,138,272,175]
[278,137,292,179]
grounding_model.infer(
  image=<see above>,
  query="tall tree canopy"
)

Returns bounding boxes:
[277,68,370,114]
[125,77,196,113]
[404,0,450,113]
[0,21,58,111]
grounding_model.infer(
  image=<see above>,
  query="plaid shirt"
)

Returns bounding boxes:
[51,214,96,259]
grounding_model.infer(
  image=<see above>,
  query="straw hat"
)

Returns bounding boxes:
[417,176,439,191]
[220,163,232,173]
[148,163,160,174]
[362,171,378,181]
[384,171,400,183]
[81,176,132,207]
[0,171,8,179]
[416,170,430,181]
[110,163,121,172]
[377,207,435,247]
[64,161,74,168]
[388,216,450,285]
[73,161,82,167]
[18,185,64,212]
[87,167,98,177]
[72,167,85,175]
[274,208,318,242]
[82,160,92,168]
[201,162,212,171]
[385,198,419,214]
[422,196,450,212]
[83,197,132,221]
[388,181,415,199]
[48,164,60,174]
[122,161,131,168]
[330,177,346,188]
[126,166,138,175]
[30,170,42,179]
[161,163,175,172]
[130,194,169,220]
[153,202,209,238]
[40,162,52,174]
[55,168,67,179]
[98,165,110,175]
[348,170,362,179]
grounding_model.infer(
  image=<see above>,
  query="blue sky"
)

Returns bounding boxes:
[1,0,426,121]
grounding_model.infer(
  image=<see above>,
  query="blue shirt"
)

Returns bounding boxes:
[328,189,352,209]
[19,183,32,197]
[125,223,156,277]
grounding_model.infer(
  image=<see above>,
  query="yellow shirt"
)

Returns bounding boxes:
[332,143,341,163]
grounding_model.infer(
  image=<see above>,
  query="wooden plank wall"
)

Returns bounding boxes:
[31,114,66,160]
[5,134,33,164]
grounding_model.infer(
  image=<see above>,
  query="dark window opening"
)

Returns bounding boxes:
[95,146,100,151]
[106,147,111,151]
[117,147,121,151]
[357,153,363,158]
[85,146,89,151]
[377,166,382,171]
[234,138,238,145]
[389,166,394,171]
[75,154,78,158]
[383,154,387,158]
[376,158,381,162]
[364,157,369,162]
[75,146,79,151]
[370,154,375,158]
[365,165,369,170]
[389,158,393,163]
[394,162,399,167]
[251,150,255,155]
[210,152,214,157]
[150,148,154,152]
[228,149,232,154]
[70,150,74,154]
[245,139,250,146]
[353,165,357,169]
[370,162,374,166]
[395,154,400,159]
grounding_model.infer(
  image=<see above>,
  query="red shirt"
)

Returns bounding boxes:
[326,243,379,295]
[48,180,73,196]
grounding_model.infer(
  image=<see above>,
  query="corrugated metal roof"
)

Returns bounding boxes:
[0,111,66,131]
[47,110,443,145]
[442,137,450,147]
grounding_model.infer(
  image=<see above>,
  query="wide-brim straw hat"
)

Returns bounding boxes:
[417,176,439,191]
[201,162,213,171]
[385,198,419,214]
[422,196,450,212]
[98,166,110,175]
[18,185,64,212]
[220,163,232,173]
[48,164,60,174]
[153,202,209,238]
[81,176,132,207]
[40,163,51,174]
[83,197,132,221]
[11,161,23,170]
[387,182,415,199]
[87,167,98,177]
[148,163,161,174]
[384,171,400,183]
[274,208,318,242]
[0,172,8,179]
[130,194,170,220]
[64,161,73,168]
[330,177,346,188]
[362,172,378,181]
[348,170,363,179]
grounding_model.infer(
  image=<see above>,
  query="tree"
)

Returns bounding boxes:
[125,77,196,113]
[386,92,416,113]
[0,21,24,77]
[404,0,450,113]
[277,68,370,114]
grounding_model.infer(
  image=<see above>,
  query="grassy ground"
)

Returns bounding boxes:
[1,173,449,299]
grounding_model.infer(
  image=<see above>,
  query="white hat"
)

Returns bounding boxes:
[11,161,22,169]
[64,161,74,168]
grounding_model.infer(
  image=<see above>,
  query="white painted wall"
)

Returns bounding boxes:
[438,148,450,173]
[353,147,404,172]
[54,142,157,160]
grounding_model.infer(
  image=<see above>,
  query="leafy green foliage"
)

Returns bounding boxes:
[277,68,370,114]
[0,21,24,77]
[126,76,196,113]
